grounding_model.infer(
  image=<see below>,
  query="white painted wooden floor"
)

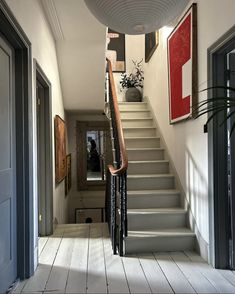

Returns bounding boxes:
[12,223,235,294]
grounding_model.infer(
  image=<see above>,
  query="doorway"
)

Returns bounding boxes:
[208,26,235,269]
[35,61,53,236]
[0,1,33,292]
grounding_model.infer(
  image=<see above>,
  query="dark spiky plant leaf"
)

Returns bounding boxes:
[192,86,235,137]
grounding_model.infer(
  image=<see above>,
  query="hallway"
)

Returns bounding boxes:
[12,224,235,294]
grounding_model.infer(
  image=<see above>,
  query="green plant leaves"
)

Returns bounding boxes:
[192,86,235,137]
[120,59,144,89]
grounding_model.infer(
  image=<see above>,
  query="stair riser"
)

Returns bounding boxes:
[128,177,174,190]
[128,194,180,208]
[125,138,160,148]
[128,212,186,230]
[124,128,156,137]
[125,235,195,253]
[122,119,153,127]
[120,111,151,119]
[128,162,169,175]
[127,150,164,161]
[119,104,148,111]
[113,137,160,148]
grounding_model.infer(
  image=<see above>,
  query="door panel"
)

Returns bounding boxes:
[0,36,16,293]
[0,47,10,170]
[0,199,11,265]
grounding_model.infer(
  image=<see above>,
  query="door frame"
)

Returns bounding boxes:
[0,0,34,279]
[208,25,235,268]
[34,60,53,236]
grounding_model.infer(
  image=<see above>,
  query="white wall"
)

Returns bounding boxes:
[6,0,68,257]
[57,40,107,111]
[142,0,235,260]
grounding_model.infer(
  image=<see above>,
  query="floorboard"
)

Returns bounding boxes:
[102,225,130,294]
[11,280,27,294]
[154,253,196,293]
[12,224,235,294]
[185,251,235,293]
[122,254,151,294]
[218,269,235,287]
[65,225,90,293]
[138,253,173,293]
[170,252,218,293]
[45,232,75,292]
[22,236,63,293]
[38,237,49,256]
[86,223,107,294]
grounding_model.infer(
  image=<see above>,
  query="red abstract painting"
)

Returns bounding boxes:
[167,4,197,124]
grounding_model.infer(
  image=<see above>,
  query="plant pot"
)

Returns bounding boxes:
[125,87,142,102]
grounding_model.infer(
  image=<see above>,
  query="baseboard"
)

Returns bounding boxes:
[189,208,209,261]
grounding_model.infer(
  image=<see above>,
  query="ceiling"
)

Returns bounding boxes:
[41,0,107,111]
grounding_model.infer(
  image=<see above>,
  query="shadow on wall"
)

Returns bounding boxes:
[185,148,209,260]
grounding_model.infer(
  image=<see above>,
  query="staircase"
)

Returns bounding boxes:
[118,101,195,254]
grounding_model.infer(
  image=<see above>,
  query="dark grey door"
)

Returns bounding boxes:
[228,52,235,268]
[36,69,53,237]
[0,36,17,292]
[37,80,46,236]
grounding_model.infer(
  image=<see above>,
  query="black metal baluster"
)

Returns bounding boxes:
[119,174,124,256]
[111,175,117,254]
[105,168,111,228]
[123,171,128,237]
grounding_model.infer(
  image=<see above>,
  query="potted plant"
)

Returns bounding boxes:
[192,86,235,136]
[120,59,144,102]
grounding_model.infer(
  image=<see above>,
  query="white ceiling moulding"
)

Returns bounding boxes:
[41,0,64,41]
[84,0,189,35]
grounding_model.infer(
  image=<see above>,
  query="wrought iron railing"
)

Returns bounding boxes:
[105,58,128,256]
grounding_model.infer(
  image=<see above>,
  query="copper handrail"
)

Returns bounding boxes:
[106,58,128,175]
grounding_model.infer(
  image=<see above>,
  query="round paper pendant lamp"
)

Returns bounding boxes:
[84,0,189,34]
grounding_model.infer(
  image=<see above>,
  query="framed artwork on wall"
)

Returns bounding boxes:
[167,3,197,124]
[106,28,125,72]
[145,31,159,62]
[54,115,66,183]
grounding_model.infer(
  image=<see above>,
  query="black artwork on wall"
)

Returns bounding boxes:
[106,28,126,72]
[145,31,159,62]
